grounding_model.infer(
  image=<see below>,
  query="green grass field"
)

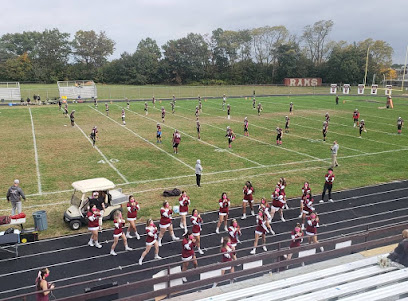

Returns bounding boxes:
[1,92,407,238]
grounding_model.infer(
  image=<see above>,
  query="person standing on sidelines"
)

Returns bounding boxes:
[397,117,404,134]
[90,126,98,147]
[7,179,26,215]
[330,140,339,168]
[320,168,334,203]
[69,110,75,127]
[195,159,202,187]
[63,103,69,117]
[139,219,161,265]
[335,95,339,105]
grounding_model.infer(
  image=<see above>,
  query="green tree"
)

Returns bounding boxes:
[133,38,161,84]
[4,52,33,81]
[302,20,334,65]
[0,31,42,57]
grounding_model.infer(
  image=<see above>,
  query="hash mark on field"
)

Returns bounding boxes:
[121,105,264,167]
[28,108,42,195]
[89,106,195,172]
[75,123,129,184]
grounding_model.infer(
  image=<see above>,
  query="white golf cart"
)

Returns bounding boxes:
[63,178,128,230]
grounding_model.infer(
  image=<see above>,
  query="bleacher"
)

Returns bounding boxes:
[196,254,408,301]
[57,80,97,100]
[0,82,21,102]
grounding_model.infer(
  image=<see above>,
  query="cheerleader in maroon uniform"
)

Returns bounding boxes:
[287,223,304,260]
[161,106,166,122]
[181,231,198,282]
[139,219,161,265]
[158,201,180,246]
[250,211,270,254]
[179,191,190,234]
[228,219,241,260]
[126,195,140,240]
[219,237,235,284]
[258,198,275,234]
[306,212,324,251]
[191,209,204,254]
[278,177,288,209]
[300,191,315,229]
[270,187,286,222]
[87,204,102,248]
[241,181,254,219]
[299,182,312,218]
[216,192,230,234]
[276,127,283,145]
[244,117,249,136]
[172,129,181,154]
[110,211,132,256]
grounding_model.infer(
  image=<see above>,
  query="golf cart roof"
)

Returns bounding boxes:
[72,178,115,193]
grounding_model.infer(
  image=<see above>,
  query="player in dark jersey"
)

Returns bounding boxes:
[285,116,290,133]
[252,97,256,109]
[63,103,68,117]
[289,102,293,115]
[226,126,235,148]
[359,120,366,138]
[325,112,330,123]
[276,127,283,145]
[161,107,166,123]
[126,98,130,109]
[172,129,181,154]
[335,95,339,105]
[195,106,199,118]
[397,117,404,134]
[144,102,148,115]
[90,126,98,147]
[58,99,62,110]
[152,96,156,107]
[93,97,98,108]
[105,103,109,116]
[171,101,175,114]
[353,109,360,127]
[227,104,231,120]
[70,110,75,127]
[257,103,262,116]
[322,121,328,141]
[244,117,249,136]
[196,118,201,139]
[156,123,162,143]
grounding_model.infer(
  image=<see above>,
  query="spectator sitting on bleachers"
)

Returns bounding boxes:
[387,229,408,267]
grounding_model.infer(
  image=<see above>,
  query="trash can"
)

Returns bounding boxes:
[33,210,48,231]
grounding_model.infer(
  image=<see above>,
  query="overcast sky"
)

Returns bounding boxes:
[1,0,407,63]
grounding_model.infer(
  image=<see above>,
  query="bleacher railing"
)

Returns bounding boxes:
[1,218,406,301]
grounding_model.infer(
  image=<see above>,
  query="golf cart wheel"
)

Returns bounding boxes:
[69,220,81,230]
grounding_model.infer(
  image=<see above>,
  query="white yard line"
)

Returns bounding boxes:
[167,105,326,162]
[75,123,129,184]
[89,106,195,172]
[28,108,42,195]
[120,105,264,167]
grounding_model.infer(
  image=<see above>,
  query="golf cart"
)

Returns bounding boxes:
[63,178,128,230]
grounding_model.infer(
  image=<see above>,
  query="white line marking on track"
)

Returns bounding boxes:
[28,108,42,195]
[120,105,264,167]
[90,106,195,172]
[75,123,129,183]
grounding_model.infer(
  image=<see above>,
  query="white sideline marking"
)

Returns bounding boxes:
[121,105,264,167]
[28,108,42,195]
[168,106,325,162]
[90,106,195,172]
[75,123,129,183]
[0,198,406,285]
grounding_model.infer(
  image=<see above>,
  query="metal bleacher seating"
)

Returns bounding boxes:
[57,80,97,100]
[198,255,408,301]
[0,82,21,102]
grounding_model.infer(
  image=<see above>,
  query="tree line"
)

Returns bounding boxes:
[0,20,395,85]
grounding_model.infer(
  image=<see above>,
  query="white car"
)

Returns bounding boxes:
[63,178,128,230]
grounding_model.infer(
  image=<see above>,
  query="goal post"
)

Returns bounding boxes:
[57,80,97,100]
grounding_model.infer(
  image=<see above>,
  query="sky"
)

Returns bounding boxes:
[1,0,407,63]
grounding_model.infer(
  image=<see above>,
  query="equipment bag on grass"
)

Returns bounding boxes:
[163,188,181,197]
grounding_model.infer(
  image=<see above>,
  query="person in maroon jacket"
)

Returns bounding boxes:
[300,191,315,230]
[125,195,140,240]
[305,212,324,252]
[158,201,180,246]
[250,211,271,255]
[320,168,334,203]
[178,191,190,234]
[212,236,235,287]
[241,181,255,219]
[173,129,181,154]
[191,209,204,254]
[181,231,198,282]
[299,182,312,218]
[110,211,133,256]
[139,219,161,265]
[87,204,102,248]
[287,223,304,260]
[216,192,230,234]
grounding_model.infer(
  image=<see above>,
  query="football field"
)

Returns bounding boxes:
[0,94,407,237]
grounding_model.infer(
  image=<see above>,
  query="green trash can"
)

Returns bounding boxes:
[33,210,48,231]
